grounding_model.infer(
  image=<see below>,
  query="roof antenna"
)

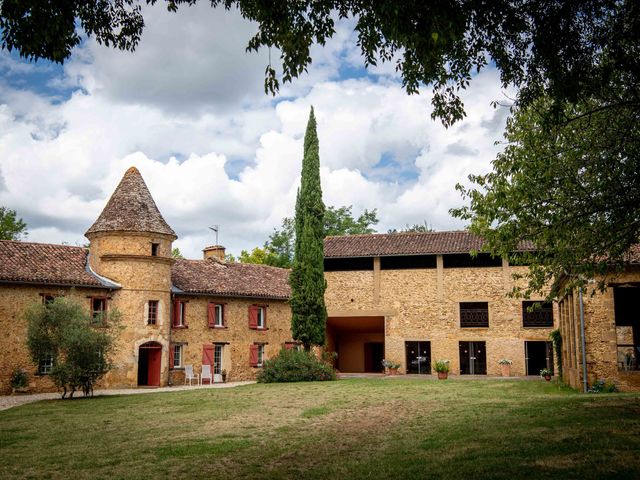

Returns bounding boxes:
[209,225,219,245]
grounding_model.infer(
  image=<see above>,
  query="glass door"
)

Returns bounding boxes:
[459,341,487,375]
[405,341,431,374]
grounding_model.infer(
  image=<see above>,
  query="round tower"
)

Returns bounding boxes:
[85,166,177,388]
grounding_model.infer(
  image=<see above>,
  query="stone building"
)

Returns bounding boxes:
[556,252,640,392]
[0,167,293,394]
[323,232,557,377]
[2,165,635,393]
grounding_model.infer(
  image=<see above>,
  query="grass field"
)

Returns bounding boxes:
[1,378,639,479]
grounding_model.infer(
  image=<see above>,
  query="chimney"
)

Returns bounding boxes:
[203,245,226,262]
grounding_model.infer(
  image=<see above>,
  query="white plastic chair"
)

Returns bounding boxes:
[184,365,199,386]
[201,364,213,385]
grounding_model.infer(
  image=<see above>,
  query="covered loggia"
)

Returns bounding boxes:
[326,316,385,373]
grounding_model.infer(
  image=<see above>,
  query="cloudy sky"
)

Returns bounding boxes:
[0,4,512,259]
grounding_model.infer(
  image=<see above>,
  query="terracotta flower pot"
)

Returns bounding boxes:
[500,364,511,377]
[388,368,398,375]
[437,372,448,380]
[544,375,551,381]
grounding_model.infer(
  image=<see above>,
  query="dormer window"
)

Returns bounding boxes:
[151,243,159,256]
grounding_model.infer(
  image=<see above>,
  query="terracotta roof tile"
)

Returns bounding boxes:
[324,231,534,257]
[172,259,291,299]
[0,240,115,287]
[86,166,176,237]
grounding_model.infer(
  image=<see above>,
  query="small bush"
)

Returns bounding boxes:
[257,348,336,383]
[588,379,619,393]
[10,368,28,389]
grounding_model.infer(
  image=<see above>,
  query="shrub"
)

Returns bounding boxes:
[498,358,512,365]
[10,368,28,389]
[257,348,336,383]
[588,379,619,393]
[434,359,450,373]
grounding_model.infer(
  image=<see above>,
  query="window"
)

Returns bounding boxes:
[614,286,640,371]
[151,243,159,256]
[173,300,187,327]
[256,307,265,329]
[257,344,265,367]
[91,297,107,323]
[248,305,267,330]
[39,354,54,375]
[172,344,182,369]
[284,342,302,351]
[208,303,225,328]
[147,300,159,325]
[460,302,489,327]
[250,343,265,367]
[522,301,554,327]
[214,344,223,374]
[41,294,56,305]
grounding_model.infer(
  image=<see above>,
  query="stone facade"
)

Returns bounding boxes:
[558,267,640,392]
[325,258,557,376]
[0,167,293,394]
[0,285,116,393]
[169,296,292,384]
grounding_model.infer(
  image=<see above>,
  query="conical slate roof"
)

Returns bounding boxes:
[86,167,176,237]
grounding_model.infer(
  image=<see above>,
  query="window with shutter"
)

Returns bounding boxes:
[248,305,258,329]
[173,300,187,328]
[202,345,214,366]
[249,344,258,366]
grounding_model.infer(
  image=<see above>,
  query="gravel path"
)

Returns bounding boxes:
[0,381,256,412]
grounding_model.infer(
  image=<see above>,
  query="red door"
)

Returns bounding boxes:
[147,346,161,386]
[138,342,162,387]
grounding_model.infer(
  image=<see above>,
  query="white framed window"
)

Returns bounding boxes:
[39,354,54,374]
[173,300,186,328]
[173,344,182,369]
[215,304,224,327]
[256,306,265,329]
[214,344,223,374]
[257,344,265,367]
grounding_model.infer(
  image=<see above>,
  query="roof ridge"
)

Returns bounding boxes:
[0,239,86,250]
[324,230,472,240]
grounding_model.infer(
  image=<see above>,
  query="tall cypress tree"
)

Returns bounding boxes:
[290,107,327,351]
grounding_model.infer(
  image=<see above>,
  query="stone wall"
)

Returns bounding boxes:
[0,284,116,394]
[559,267,640,392]
[325,256,556,377]
[169,295,292,383]
[88,230,174,388]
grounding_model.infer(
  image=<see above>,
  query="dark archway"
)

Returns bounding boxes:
[138,342,162,387]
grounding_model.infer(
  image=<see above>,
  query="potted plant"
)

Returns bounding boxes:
[10,368,29,394]
[221,369,227,383]
[540,368,553,381]
[498,358,512,377]
[434,359,450,379]
[382,359,401,375]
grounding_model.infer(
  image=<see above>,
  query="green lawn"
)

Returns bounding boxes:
[1,378,639,479]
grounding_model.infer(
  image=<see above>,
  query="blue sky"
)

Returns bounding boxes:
[0,3,512,258]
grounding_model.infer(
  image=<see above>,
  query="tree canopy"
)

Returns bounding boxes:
[0,206,27,240]
[452,95,640,298]
[25,297,120,398]
[2,1,636,126]
[239,205,378,268]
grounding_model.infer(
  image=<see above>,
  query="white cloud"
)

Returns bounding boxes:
[0,9,512,259]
